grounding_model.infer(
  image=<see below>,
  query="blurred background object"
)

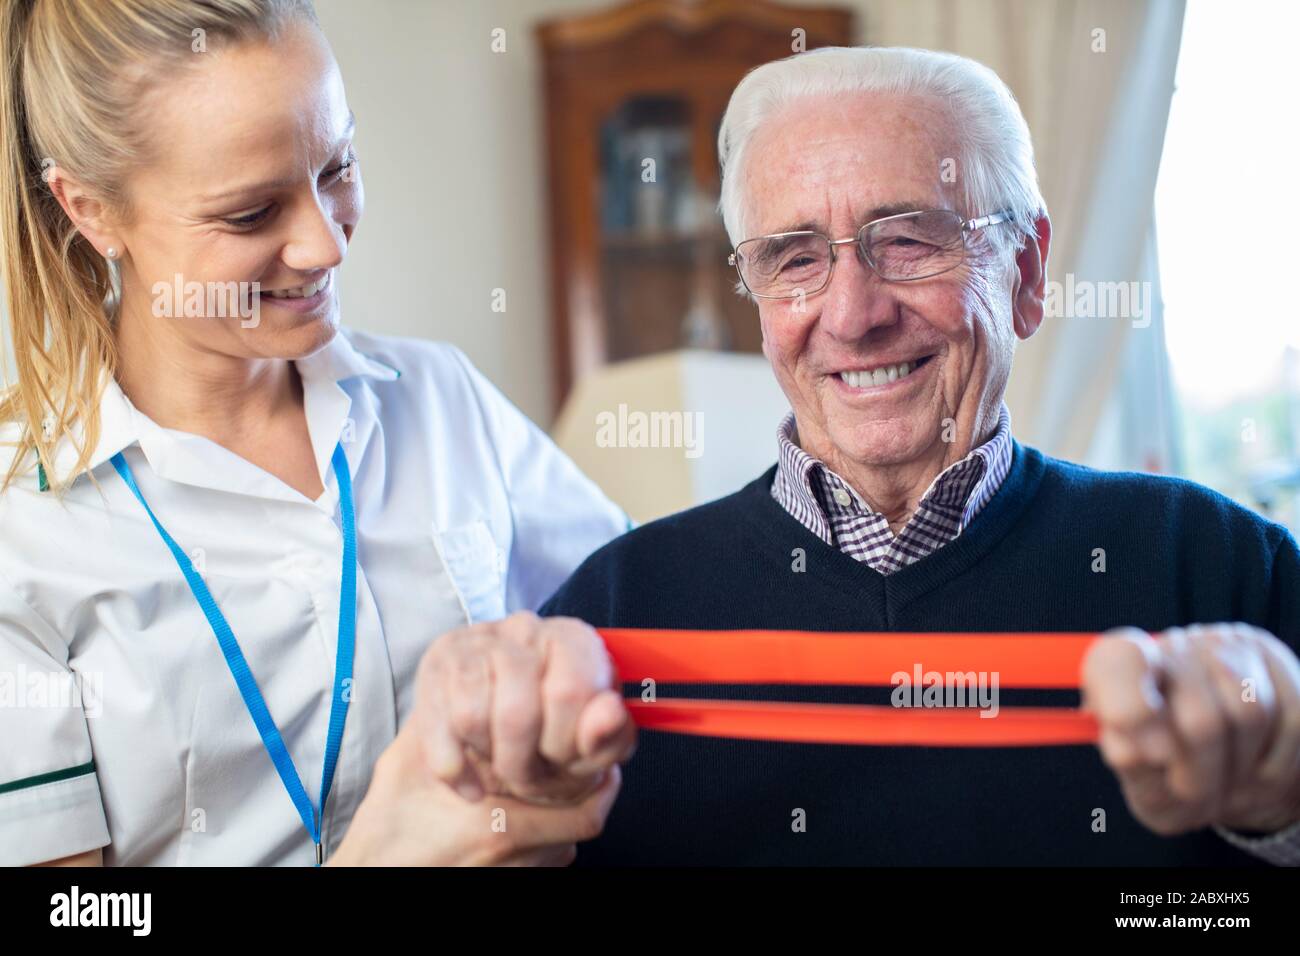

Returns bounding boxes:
[551,349,791,523]
[1146,0,1300,534]
[536,0,853,406]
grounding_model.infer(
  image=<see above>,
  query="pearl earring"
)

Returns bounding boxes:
[105,247,118,260]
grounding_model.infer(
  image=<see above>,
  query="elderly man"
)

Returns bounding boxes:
[407,46,1298,867]
[526,46,1300,865]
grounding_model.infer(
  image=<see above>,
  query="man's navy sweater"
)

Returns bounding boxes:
[540,442,1300,865]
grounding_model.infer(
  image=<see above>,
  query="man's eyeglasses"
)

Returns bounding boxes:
[727,208,1013,299]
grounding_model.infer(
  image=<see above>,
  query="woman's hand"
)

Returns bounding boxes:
[328,716,622,866]
[330,611,635,865]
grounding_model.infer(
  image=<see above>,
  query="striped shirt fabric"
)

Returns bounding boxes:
[771,403,1014,574]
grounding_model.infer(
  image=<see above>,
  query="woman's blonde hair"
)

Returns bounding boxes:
[0,0,317,494]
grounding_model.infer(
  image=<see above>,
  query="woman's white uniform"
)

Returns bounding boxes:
[0,328,629,865]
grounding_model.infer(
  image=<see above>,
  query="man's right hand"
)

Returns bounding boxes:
[331,612,635,865]
[412,611,637,804]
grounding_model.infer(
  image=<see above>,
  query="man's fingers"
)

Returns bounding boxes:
[489,638,546,789]
[1082,627,1175,764]
[1190,623,1276,790]
[422,672,468,779]
[1248,633,1300,792]
[1160,629,1229,816]
[493,764,623,852]
[414,643,479,798]
[570,688,637,774]
[443,637,494,759]
[538,618,618,767]
[415,628,498,800]
[416,615,632,804]
[1088,623,1300,836]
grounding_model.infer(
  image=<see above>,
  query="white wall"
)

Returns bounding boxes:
[315,0,609,424]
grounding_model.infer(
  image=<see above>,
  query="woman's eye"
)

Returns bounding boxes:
[323,153,357,183]
[218,154,355,228]
[223,207,272,228]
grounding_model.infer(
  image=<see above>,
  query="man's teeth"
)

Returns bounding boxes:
[265,273,329,299]
[839,361,919,388]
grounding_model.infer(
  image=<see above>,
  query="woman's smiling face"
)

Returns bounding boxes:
[110,16,361,361]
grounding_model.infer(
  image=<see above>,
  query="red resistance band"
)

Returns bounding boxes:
[595,629,1101,747]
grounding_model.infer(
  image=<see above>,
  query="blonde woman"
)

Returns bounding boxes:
[0,0,637,866]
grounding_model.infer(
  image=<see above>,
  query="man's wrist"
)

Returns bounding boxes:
[1219,785,1300,836]
[1214,817,1300,866]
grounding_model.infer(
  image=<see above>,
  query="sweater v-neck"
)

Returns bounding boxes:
[735,440,1048,618]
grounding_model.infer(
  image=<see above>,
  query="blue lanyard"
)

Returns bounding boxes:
[111,443,357,867]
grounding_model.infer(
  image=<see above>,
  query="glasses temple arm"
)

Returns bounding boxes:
[964,210,1016,232]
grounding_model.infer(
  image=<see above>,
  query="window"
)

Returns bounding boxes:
[1153,0,1300,533]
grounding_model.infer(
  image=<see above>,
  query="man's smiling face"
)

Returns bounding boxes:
[743,92,1019,473]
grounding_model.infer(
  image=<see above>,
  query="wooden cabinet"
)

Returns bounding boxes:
[536,0,854,412]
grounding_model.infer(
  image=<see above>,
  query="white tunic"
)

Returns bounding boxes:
[0,328,628,865]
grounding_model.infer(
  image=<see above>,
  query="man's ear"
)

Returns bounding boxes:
[1011,214,1051,340]
[46,171,120,260]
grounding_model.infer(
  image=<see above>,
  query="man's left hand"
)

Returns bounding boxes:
[1081,623,1300,836]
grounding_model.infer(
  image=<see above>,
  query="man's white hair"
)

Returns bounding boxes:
[717,46,1046,262]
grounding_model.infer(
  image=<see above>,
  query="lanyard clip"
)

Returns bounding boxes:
[315,842,324,866]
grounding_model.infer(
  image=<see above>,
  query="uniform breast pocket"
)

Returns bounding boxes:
[432,520,506,624]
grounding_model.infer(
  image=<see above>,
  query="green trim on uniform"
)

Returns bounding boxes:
[0,759,95,796]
